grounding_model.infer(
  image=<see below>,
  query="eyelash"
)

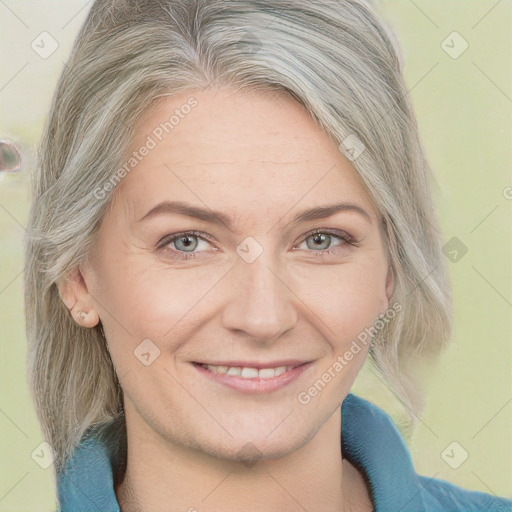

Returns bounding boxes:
[157,229,358,261]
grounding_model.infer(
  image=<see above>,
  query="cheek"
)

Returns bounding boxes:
[95,256,221,352]
[294,260,385,344]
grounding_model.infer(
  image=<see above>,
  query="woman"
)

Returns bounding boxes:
[23,1,511,511]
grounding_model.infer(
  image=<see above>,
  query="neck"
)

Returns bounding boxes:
[114,409,370,512]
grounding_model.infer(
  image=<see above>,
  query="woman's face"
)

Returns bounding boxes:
[76,87,393,460]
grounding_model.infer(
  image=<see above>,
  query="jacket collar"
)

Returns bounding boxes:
[57,393,428,511]
[341,394,428,511]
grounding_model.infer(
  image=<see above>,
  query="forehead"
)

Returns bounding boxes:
[114,87,376,224]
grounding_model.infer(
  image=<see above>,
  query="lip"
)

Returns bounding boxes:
[192,361,312,394]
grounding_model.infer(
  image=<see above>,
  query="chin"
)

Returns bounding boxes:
[200,435,308,465]
[222,416,323,460]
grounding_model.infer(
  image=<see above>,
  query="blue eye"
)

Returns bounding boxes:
[298,229,355,255]
[173,234,200,252]
[158,231,213,260]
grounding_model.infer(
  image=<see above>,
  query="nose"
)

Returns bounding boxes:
[221,255,298,343]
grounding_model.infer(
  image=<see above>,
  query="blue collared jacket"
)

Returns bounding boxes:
[57,393,512,511]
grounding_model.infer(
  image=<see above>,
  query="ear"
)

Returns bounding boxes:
[385,264,394,301]
[380,264,395,315]
[57,267,100,328]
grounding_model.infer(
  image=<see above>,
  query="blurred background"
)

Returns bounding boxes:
[0,1,510,510]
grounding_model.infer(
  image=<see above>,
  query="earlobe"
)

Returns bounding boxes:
[71,308,100,328]
[57,267,100,328]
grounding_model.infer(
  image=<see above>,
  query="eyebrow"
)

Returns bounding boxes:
[136,200,372,228]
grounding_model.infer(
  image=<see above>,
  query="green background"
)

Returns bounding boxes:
[0,1,510,509]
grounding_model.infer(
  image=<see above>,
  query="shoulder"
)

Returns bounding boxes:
[341,394,512,512]
[419,475,512,512]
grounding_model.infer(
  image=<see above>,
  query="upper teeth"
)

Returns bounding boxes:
[204,364,293,379]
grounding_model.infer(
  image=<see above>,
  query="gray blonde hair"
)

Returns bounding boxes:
[24,0,452,480]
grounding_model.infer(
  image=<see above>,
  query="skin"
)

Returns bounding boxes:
[59,87,394,512]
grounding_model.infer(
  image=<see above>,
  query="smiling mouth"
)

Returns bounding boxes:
[191,360,312,394]
[195,363,297,379]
